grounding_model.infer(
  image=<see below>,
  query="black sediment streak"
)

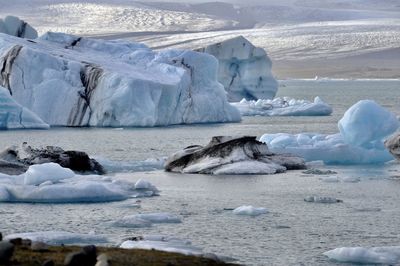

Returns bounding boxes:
[65,37,82,49]
[68,64,103,126]
[0,45,23,95]
[16,22,27,38]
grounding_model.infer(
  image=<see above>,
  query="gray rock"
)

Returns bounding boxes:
[42,259,55,266]
[165,136,306,175]
[0,241,14,263]
[385,133,400,160]
[64,245,97,266]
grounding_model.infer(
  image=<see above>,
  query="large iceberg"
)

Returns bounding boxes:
[260,100,399,164]
[0,162,159,203]
[0,86,49,129]
[197,36,278,102]
[0,32,240,127]
[0,16,38,39]
[231,96,332,116]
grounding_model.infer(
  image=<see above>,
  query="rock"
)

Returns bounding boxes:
[0,241,14,263]
[64,245,97,266]
[42,259,55,266]
[385,133,400,160]
[95,253,110,266]
[197,36,278,101]
[0,143,105,174]
[82,245,97,265]
[165,136,305,175]
[31,241,49,251]
[0,232,2,241]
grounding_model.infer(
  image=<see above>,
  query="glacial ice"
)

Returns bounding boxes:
[0,163,159,203]
[231,96,332,116]
[113,213,182,227]
[4,231,108,245]
[197,36,278,102]
[324,246,400,264]
[232,206,268,216]
[0,16,38,39]
[0,86,49,129]
[304,196,342,203]
[0,32,240,127]
[260,100,399,164]
[120,235,203,256]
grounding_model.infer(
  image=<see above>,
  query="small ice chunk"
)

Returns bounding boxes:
[304,196,342,203]
[302,169,337,175]
[113,213,181,227]
[233,206,268,216]
[135,179,152,189]
[23,163,75,185]
[324,246,400,264]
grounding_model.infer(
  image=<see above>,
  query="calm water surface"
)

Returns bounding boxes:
[0,80,399,265]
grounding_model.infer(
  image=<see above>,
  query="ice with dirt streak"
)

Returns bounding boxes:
[260,100,399,164]
[0,16,37,39]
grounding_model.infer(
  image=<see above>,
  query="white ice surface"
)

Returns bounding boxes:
[0,86,49,129]
[260,100,399,164]
[324,246,400,264]
[0,163,159,203]
[0,32,240,127]
[233,206,268,216]
[4,231,107,245]
[232,96,332,116]
[120,235,203,256]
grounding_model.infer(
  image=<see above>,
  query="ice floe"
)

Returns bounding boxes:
[231,96,332,116]
[232,206,268,216]
[113,213,181,228]
[261,100,399,164]
[324,246,400,264]
[0,32,240,127]
[4,231,107,245]
[0,163,159,203]
[197,36,278,102]
[165,136,305,175]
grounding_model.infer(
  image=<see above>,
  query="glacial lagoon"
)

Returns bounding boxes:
[1,79,400,265]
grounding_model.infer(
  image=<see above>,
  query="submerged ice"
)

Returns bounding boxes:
[261,100,399,164]
[0,32,240,127]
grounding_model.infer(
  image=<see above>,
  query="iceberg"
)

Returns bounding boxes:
[197,36,278,102]
[0,16,38,39]
[4,231,108,245]
[231,96,332,116]
[0,32,240,127]
[165,136,306,175]
[324,246,400,264]
[0,163,159,203]
[260,100,399,164]
[0,86,49,129]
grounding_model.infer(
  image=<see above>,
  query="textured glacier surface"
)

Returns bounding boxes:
[198,36,278,101]
[0,32,240,127]
[232,96,332,116]
[0,162,159,203]
[260,100,399,164]
[0,86,49,129]
[324,246,400,264]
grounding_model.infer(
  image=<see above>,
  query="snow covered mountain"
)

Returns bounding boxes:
[0,32,240,127]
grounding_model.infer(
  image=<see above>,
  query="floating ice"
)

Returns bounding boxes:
[302,168,337,175]
[261,100,399,164]
[0,16,38,39]
[0,86,49,129]
[231,97,332,116]
[120,235,203,256]
[197,36,278,102]
[324,246,400,264]
[233,206,268,216]
[304,196,342,203]
[94,157,165,173]
[113,213,181,227]
[0,163,159,203]
[4,231,107,245]
[0,32,240,127]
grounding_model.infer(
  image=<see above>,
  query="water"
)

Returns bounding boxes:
[0,80,400,265]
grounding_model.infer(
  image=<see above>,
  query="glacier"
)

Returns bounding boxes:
[0,32,240,127]
[197,36,278,102]
[0,86,49,129]
[231,96,332,116]
[260,100,399,164]
[0,16,37,39]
